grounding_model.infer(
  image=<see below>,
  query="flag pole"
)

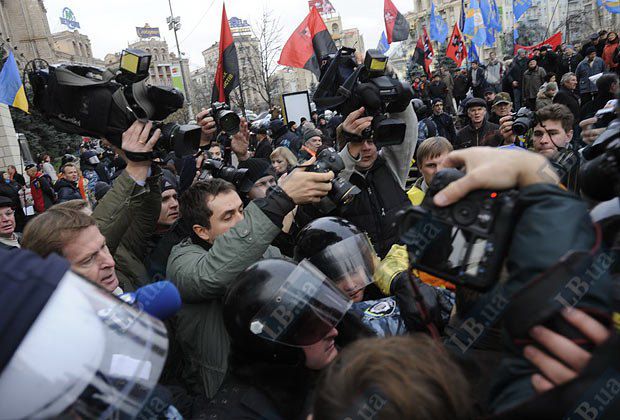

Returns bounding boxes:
[237,75,247,120]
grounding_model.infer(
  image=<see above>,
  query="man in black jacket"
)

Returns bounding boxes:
[429,74,448,104]
[454,98,502,149]
[469,61,486,98]
[430,98,457,144]
[54,163,83,203]
[506,49,529,109]
[538,45,559,75]
[453,68,470,107]
[269,119,297,150]
[253,127,273,160]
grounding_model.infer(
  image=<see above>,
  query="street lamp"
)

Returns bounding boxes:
[167,0,194,120]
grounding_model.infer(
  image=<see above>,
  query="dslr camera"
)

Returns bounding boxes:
[198,156,251,192]
[305,147,361,214]
[510,107,536,136]
[313,47,413,147]
[210,101,240,136]
[27,49,201,157]
[399,169,518,290]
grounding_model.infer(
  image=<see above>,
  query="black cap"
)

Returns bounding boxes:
[463,97,487,110]
[590,33,599,40]
[0,196,13,208]
[431,97,444,105]
[160,169,178,192]
[24,162,36,171]
[585,46,597,55]
[238,158,273,193]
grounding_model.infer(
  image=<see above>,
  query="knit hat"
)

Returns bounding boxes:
[303,128,323,144]
[160,169,178,192]
[238,158,273,193]
[94,182,111,201]
[585,46,596,55]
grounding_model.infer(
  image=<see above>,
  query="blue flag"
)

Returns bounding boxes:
[377,31,390,54]
[463,0,487,47]
[513,0,532,21]
[468,41,480,63]
[430,3,449,43]
[597,0,620,13]
[489,0,502,31]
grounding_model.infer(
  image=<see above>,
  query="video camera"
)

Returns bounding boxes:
[26,49,201,157]
[305,147,361,214]
[313,47,413,147]
[399,168,518,290]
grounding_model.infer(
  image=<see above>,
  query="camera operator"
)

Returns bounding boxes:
[499,103,580,190]
[165,136,334,398]
[21,121,164,295]
[333,104,417,258]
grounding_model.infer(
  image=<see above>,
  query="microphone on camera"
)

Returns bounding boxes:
[120,281,182,321]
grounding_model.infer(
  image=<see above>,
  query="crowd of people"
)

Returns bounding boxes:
[0,28,619,420]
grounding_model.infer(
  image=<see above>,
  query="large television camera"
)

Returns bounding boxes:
[26,49,200,157]
[399,169,518,290]
[313,47,413,147]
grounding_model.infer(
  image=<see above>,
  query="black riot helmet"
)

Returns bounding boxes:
[294,217,378,299]
[294,217,364,262]
[223,259,351,365]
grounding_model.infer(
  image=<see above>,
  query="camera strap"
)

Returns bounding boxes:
[123,150,154,162]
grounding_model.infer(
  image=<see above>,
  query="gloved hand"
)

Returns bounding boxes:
[390,271,445,333]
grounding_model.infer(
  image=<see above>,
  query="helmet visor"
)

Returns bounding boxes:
[0,271,168,419]
[250,260,352,347]
[309,233,379,299]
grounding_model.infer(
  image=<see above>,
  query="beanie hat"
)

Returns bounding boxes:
[160,169,178,192]
[238,158,273,193]
[0,196,13,208]
[94,182,111,202]
[303,128,322,144]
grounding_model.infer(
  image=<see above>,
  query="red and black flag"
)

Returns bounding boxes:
[413,28,433,77]
[212,4,239,104]
[446,23,467,67]
[384,0,409,43]
[278,7,336,78]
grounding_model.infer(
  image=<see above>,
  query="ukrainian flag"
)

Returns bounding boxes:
[0,52,28,113]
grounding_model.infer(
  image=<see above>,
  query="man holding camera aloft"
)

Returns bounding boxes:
[333,104,418,258]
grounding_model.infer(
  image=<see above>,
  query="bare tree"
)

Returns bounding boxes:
[236,8,283,110]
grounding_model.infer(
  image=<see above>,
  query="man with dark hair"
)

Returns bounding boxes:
[581,32,605,58]
[429,98,457,144]
[269,119,297,149]
[469,60,486,98]
[429,74,448,104]
[166,157,334,398]
[538,46,559,75]
[0,196,20,249]
[253,126,273,160]
[453,68,470,107]
[576,47,606,106]
[522,58,547,110]
[506,49,529,109]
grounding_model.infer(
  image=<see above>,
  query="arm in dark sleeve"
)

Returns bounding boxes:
[178,155,197,195]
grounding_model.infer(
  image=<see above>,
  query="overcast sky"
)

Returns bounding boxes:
[44,0,414,70]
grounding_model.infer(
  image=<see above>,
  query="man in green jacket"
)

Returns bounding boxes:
[166,120,335,398]
[93,121,165,292]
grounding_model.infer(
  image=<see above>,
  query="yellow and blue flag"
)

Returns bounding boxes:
[463,0,487,47]
[0,52,28,113]
[597,0,620,13]
[377,31,390,54]
[514,0,532,21]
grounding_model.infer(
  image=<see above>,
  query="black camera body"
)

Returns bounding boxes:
[399,168,518,290]
[305,148,361,214]
[199,158,251,192]
[210,102,240,136]
[26,49,200,157]
[511,107,536,136]
[313,48,413,147]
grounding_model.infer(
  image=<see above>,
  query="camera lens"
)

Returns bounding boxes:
[330,178,361,206]
[217,110,241,135]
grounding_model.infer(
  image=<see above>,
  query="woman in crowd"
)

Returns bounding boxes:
[270,146,297,179]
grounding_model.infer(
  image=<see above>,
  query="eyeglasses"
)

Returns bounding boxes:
[0,209,15,218]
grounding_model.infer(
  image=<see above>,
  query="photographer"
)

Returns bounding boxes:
[429,147,612,415]
[165,125,335,398]
[334,103,417,258]
[499,103,580,190]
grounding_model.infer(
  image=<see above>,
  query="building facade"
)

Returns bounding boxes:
[52,30,104,67]
[324,15,366,53]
